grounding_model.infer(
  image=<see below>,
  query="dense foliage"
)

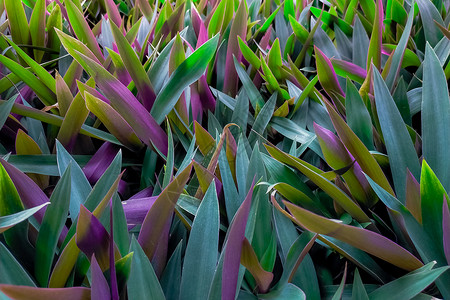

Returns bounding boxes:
[0,0,450,299]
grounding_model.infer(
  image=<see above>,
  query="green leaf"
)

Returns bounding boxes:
[384,2,414,90]
[151,34,219,124]
[345,79,374,150]
[373,67,420,202]
[29,0,46,62]
[416,0,445,47]
[248,93,276,146]
[283,201,423,271]
[0,202,49,234]
[422,44,450,192]
[352,269,369,300]
[234,56,264,110]
[315,46,344,102]
[368,262,449,300]
[4,0,30,46]
[56,141,91,221]
[35,164,72,287]
[65,0,104,62]
[0,96,16,130]
[128,237,166,300]
[180,182,219,300]
[0,242,36,286]
[367,0,383,70]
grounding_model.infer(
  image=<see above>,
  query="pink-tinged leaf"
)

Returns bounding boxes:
[331,59,367,84]
[136,0,152,20]
[56,29,101,64]
[322,99,395,196]
[90,255,111,300]
[0,285,91,300]
[104,0,121,27]
[315,46,345,103]
[405,170,422,224]
[76,205,120,271]
[443,196,450,265]
[223,0,248,95]
[109,21,156,111]
[197,76,216,113]
[122,196,157,225]
[58,42,167,155]
[65,0,104,62]
[240,238,273,293]
[106,49,132,86]
[83,142,119,185]
[314,123,372,206]
[283,201,423,271]
[222,179,255,300]
[367,0,383,70]
[84,92,143,151]
[138,164,192,260]
[193,8,208,47]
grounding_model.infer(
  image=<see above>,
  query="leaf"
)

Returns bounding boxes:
[56,35,168,155]
[222,180,255,300]
[315,46,344,102]
[367,0,383,70]
[384,3,414,90]
[240,238,273,293]
[29,0,46,62]
[56,141,92,221]
[368,262,449,300]
[65,0,104,62]
[416,0,445,47]
[138,164,192,260]
[420,160,447,252]
[265,144,370,223]
[57,93,89,151]
[0,96,17,133]
[4,0,30,46]
[422,44,450,192]
[373,67,420,202]
[127,237,165,300]
[0,242,36,286]
[322,99,395,196]
[180,182,219,300]
[234,56,265,110]
[35,164,71,287]
[150,34,219,124]
[248,93,276,146]
[55,72,73,117]
[443,197,450,264]
[223,0,248,95]
[283,201,423,271]
[0,203,49,234]
[84,92,142,151]
[352,269,369,300]
[109,21,156,110]
[345,79,374,150]
[0,285,90,300]
[90,255,111,300]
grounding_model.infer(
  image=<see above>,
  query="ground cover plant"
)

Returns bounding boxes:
[0,0,450,299]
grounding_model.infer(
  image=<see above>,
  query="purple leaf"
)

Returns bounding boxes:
[122,196,157,225]
[83,142,119,184]
[109,202,119,300]
[91,255,111,300]
[222,179,255,300]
